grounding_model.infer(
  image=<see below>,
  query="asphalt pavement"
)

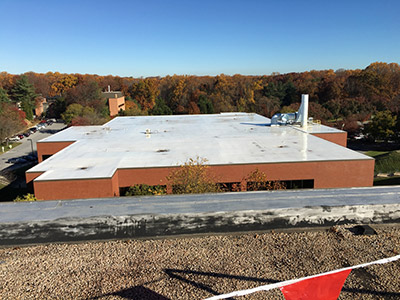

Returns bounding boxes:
[0,122,66,173]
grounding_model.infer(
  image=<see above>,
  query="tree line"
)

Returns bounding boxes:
[1,62,400,141]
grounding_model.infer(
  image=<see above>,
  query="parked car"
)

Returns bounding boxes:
[9,136,20,142]
[17,134,24,139]
[6,157,19,163]
[23,132,31,137]
[29,127,37,133]
[21,155,37,162]
[15,158,27,164]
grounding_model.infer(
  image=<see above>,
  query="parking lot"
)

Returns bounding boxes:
[0,121,66,173]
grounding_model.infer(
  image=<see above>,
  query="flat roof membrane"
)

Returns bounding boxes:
[28,113,372,181]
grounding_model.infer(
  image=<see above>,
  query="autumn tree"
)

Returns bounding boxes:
[65,80,102,108]
[24,72,52,96]
[0,103,26,142]
[11,75,37,120]
[169,76,188,113]
[130,78,159,111]
[167,157,220,194]
[50,73,78,96]
[120,100,148,116]
[254,96,281,117]
[1,62,399,130]
[245,169,286,191]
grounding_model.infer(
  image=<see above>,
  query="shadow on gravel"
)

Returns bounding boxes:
[341,288,400,299]
[164,268,400,299]
[164,268,279,299]
[90,286,170,300]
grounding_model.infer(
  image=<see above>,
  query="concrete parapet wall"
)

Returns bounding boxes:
[0,186,399,246]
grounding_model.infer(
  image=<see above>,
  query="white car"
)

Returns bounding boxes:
[8,136,20,142]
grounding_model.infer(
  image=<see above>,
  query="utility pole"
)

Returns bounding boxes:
[27,138,34,155]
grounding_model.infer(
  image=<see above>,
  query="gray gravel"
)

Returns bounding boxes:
[0,225,399,299]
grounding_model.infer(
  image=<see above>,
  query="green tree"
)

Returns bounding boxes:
[0,87,10,113]
[46,96,66,118]
[12,75,37,120]
[61,103,84,124]
[0,87,10,103]
[151,97,172,115]
[366,110,397,141]
[263,81,286,101]
[198,95,214,114]
[282,81,298,106]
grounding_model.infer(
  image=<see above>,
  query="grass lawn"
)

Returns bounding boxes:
[364,150,389,158]
[371,151,400,174]
[0,142,22,155]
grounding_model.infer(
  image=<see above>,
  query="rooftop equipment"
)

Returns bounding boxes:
[271,94,309,128]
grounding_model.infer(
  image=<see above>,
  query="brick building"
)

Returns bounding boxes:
[25,112,374,201]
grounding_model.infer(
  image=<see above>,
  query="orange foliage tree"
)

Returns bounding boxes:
[245,169,286,191]
[167,157,220,194]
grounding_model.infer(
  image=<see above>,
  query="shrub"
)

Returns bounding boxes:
[245,169,286,191]
[14,193,37,202]
[125,184,166,196]
[167,157,220,194]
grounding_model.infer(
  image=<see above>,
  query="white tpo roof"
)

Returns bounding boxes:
[27,113,372,181]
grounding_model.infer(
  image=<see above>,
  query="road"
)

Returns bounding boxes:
[0,122,66,173]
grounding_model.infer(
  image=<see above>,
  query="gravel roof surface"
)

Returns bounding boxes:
[0,225,399,300]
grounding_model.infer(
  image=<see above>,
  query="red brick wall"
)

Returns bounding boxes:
[311,132,348,147]
[109,97,125,117]
[32,159,374,200]
[37,141,75,162]
[34,177,118,201]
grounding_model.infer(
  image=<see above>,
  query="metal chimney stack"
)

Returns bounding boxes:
[300,94,309,128]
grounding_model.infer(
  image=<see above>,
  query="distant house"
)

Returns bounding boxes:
[102,86,125,117]
[34,96,48,117]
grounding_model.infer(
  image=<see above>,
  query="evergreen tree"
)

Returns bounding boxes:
[151,97,172,115]
[12,75,36,120]
[0,87,10,113]
[0,87,10,103]
[198,95,214,114]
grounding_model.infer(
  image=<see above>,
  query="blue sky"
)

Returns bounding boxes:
[0,0,399,77]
